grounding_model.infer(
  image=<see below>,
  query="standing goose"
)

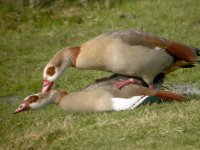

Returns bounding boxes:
[42,29,200,92]
[15,75,184,113]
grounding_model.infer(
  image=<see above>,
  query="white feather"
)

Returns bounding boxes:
[155,47,165,51]
[111,96,148,111]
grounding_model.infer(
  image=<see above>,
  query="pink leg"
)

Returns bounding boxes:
[114,78,140,89]
[148,84,154,89]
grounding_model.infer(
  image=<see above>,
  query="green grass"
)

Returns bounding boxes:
[1,0,200,149]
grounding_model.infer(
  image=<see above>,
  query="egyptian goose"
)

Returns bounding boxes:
[15,75,184,113]
[42,29,200,92]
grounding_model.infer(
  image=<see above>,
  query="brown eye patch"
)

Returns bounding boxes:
[26,95,39,103]
[46,66,56,76]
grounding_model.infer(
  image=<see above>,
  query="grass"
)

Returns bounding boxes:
[1,0,200,149]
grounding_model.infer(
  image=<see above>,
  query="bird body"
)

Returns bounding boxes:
[42,29,199,92]
[57,89,149,112]
[15,75,184,113]
[77,36,174,83]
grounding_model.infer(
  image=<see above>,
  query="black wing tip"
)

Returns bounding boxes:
[193,47,200,56]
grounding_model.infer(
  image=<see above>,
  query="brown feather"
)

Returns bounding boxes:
[155,90,185,101]
[69,46,81,67]
[25,95,39,103]
[103,29,197,62]
[131,30,197,62]
[165,41,197,62]
[82,74,184,102]
[164,60,194,74]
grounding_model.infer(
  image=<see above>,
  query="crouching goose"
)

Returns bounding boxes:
[42,29,200,92]
[16,75,184,113]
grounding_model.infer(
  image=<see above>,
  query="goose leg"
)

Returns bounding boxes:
[114,78,140,89]
[152,73,165,90]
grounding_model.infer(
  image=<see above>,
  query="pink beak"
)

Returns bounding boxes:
[14,103,29,114]
[42,80,53,93]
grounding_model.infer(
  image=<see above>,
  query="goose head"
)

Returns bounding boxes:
[42,48,76,93]
[14,90,64,114]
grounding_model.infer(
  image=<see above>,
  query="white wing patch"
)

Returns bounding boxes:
[111,96,148,111]
[155,47,165,51]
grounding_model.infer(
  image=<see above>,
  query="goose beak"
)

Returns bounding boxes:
[14,103,29,114]
[42,80,53,93]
